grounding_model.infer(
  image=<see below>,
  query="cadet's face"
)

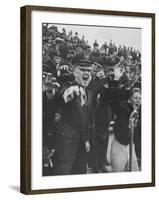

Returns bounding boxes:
[74,66,92,87]
[92,64,102,76]
[131,92,141,107]
[54,56,61,65]
[45,86,55,99]
[76,48,82,54]
[125,66,130,73]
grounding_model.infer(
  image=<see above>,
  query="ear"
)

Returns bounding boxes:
[73,66,79,76]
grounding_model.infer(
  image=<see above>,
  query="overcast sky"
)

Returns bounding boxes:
[48,23,141,51]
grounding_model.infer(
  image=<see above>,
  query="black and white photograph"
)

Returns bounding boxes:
[42,23,142,176]
[20,6,155,194]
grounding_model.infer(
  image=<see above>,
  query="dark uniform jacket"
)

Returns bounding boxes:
[101,87,137,145]
[55,78,103,161]
[94,86,112,138]
[43,92,59,148]
[119,72,130,88]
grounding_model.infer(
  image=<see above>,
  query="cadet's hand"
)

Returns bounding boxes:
[59,65,69,71]
[63,86,80,103]
[96,70,106,79]
[85,141,90,152]
[57,65,69,77]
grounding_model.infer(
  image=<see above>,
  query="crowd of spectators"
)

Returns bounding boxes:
[42,23,142,174]
[42,23,141,86]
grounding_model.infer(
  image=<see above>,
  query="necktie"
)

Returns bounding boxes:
[79,87,87,106]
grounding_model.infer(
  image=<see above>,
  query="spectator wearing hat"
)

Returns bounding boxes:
[92,40,99,55]
[53,55,94,175]
[87,56,112,173]
[60,28,67,40]
[54,54,106,175]
[44,49,74,84]
[72,32,79,47]
[42,80,60,175]
[43,48,64,76]
[119,66,131,88]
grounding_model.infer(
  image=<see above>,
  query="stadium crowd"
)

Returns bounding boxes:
[42,23,141,176]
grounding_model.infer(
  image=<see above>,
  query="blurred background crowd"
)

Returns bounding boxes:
[42,23,141,89]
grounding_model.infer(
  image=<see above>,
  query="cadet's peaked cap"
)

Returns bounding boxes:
[91,55,105,68]
[72,54,92,68]
[76,59,92,68]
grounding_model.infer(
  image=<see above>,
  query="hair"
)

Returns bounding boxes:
[130,87,141,97]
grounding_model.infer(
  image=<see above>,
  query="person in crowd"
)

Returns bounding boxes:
[53,55,93,175]
[133,89,141,168]
[92,40,99,56]
[87,56,112,173]
[43,50,63,76]
[42,80,60,175]
[101,86,141,172]
[44,49,74,83]
[94,86,112,171]
[119,65,131,88]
